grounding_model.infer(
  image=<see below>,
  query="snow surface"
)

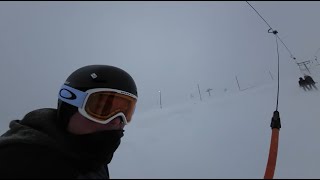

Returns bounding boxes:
[109,65,320,178]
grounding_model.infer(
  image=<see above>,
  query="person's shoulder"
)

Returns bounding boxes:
[0,143,65,163]
[0,143,78,178]
[24,108,57,118]
[20,108,58,125]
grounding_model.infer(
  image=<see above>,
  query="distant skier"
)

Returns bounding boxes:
[304,75,318,90]
[299,77,309,91]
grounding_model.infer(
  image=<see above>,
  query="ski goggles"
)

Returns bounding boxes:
[58,84,137,125]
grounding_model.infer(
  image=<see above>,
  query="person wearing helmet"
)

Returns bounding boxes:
[0,65,138,178]
[299,77,309,91]
[304,74,318,90]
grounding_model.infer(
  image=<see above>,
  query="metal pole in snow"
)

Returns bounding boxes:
[197,84,202,101]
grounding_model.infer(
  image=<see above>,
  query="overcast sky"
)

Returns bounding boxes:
[1,1,320,131]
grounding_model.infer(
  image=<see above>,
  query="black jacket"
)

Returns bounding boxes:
[305,76,315,84]
[299,79,306,86]
[0,108,121,179]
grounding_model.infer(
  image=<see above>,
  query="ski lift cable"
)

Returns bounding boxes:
[245,1,272,29]
[245,1,297,63]
[246,1,282,179]
[314,48,320,57]
[311,48,320,62]
[275,34,298,63]
[275,36,280,111]
[245,1,282,112]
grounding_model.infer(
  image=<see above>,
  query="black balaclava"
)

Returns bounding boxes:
[57,101,124,171]
[67,129,124,171]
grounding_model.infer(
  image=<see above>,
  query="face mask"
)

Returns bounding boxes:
[67,130,124,169]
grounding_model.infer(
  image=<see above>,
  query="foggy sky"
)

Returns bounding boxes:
[1,1,320,130]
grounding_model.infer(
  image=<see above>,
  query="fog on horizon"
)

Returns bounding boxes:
[0,1,319,129]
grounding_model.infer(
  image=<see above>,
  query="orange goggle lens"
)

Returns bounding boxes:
[84,92,137,123]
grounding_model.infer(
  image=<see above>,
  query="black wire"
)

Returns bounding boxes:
[246,1,281,111]
[246,1,272,29]
[246,1,296,62]
[275,36,280,111]
[275,34,296,62]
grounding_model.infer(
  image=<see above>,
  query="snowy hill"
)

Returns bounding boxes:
[109,66,320,178]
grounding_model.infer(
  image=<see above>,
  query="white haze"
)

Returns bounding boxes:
[110,64,320,178]
[0,1,320,178]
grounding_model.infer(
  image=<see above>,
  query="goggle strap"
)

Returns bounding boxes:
[58,84,87,108]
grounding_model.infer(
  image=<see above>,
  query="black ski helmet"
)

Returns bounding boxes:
[57,65,138,130]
